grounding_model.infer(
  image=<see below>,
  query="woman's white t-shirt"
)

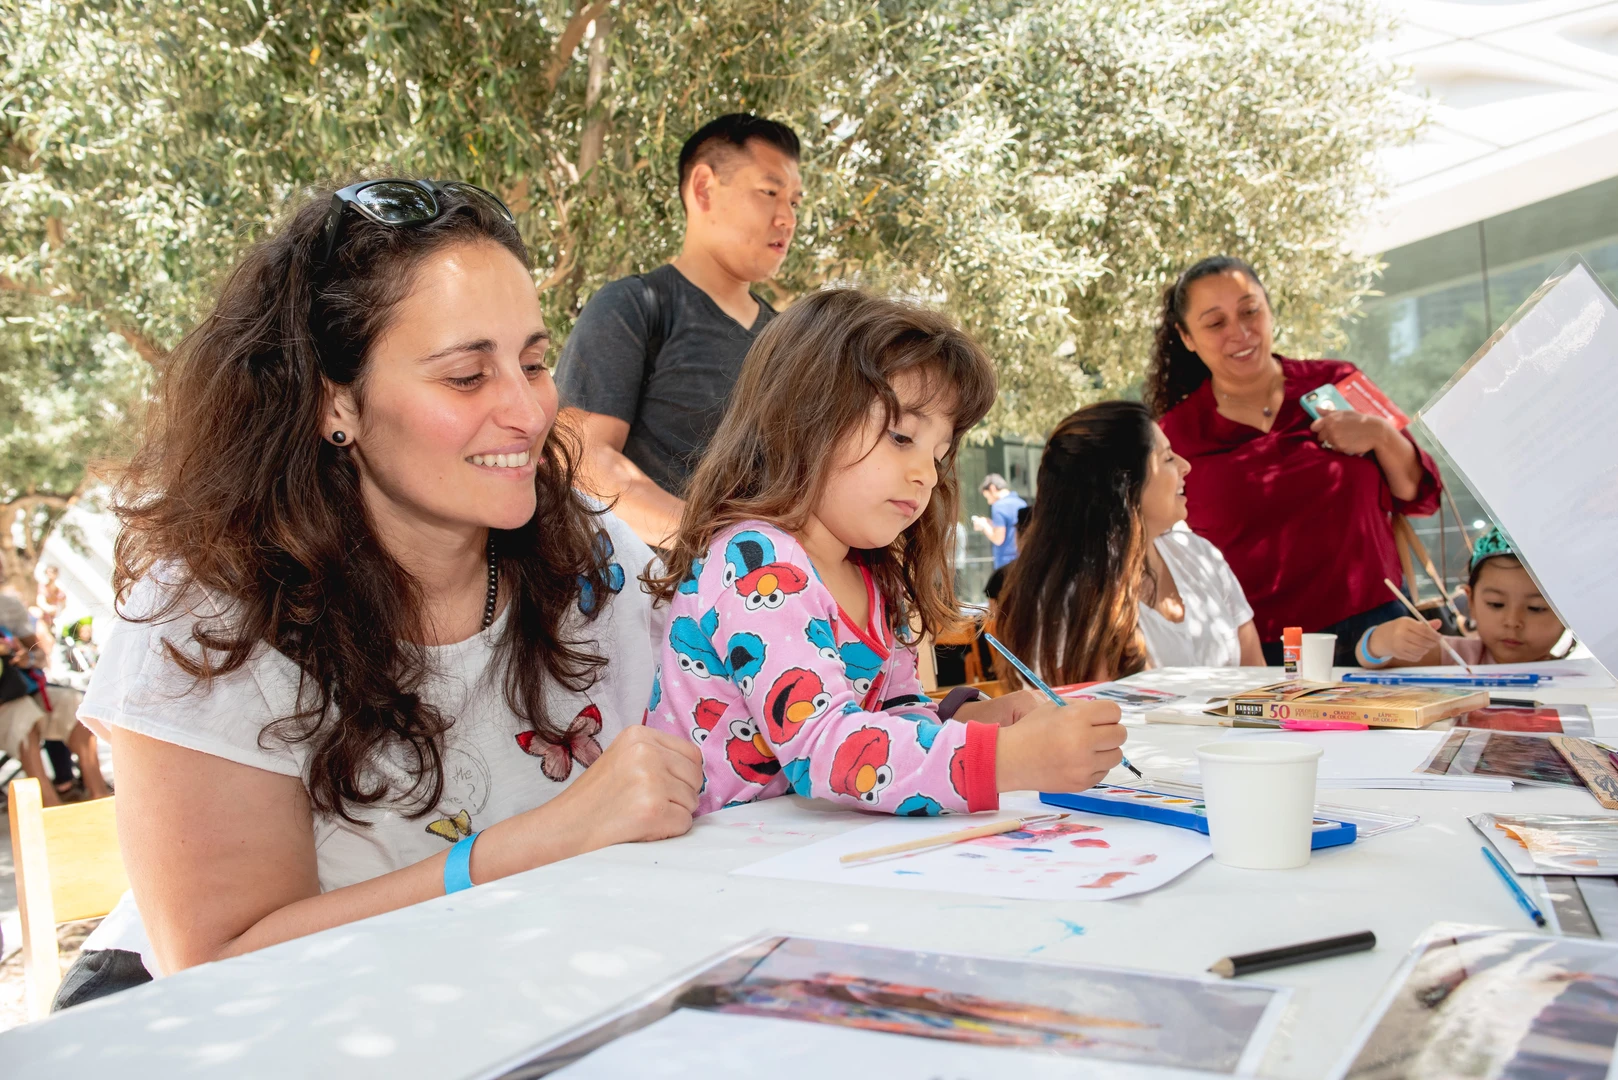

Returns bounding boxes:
[79,511,660,972]
[1138,528,1254,669]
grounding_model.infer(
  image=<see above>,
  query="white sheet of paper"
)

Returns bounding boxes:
[734,797,1211,901]
[551,1009,1237,1079]
[1180,730,1512,791]
[1388,657,1615,689]
[1419,259,1618,679]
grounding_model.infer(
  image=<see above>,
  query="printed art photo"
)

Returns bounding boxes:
[1340,928,1618,1080]
[506,936,1287,1078]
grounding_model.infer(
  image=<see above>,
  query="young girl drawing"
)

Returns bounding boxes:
[645,288,1125,816]
[1357,526,1569,667]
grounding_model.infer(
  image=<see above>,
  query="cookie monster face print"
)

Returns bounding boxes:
[678,556,706,595]
[725,715,781,785]
[896,794,943,817]
[838,640,884,695]
[725,633,768,695]
[805,618,840,663]
[670,608,727,680]
[764,667,833,743]
[723,530,776,589]
[830,727,894,804]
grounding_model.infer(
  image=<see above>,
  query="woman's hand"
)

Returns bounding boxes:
[1310,410,1397,456]
[993,699,1126,793]
[1366,617,1444,665]
[547,725,704,852]
[953,688,1044,727]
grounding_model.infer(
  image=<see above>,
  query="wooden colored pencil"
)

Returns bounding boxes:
[840,813,1066,865]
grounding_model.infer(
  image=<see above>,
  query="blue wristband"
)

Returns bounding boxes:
[443,831,481,894]
[1356,626,1394,667]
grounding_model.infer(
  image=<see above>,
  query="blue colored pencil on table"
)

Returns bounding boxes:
[1480,844,1547,928]
[981,632,1143,780]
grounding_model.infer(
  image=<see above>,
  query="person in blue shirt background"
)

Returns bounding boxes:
[971,473,1028,569]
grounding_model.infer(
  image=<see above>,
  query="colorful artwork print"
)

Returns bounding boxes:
[682,938,1281,1072]
[513,936,1288,1077]
[1339,926,1618,1080]
[1425,729,1582,787]
[736,797,1211,902]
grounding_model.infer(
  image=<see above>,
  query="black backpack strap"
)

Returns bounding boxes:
[634,269,678,394]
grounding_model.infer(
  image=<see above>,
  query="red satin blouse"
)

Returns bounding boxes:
[1157,356,1442,642]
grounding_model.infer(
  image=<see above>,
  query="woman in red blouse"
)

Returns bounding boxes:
[1149,256,1442,664]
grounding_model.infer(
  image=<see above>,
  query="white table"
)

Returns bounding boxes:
[5,666,1617,1078]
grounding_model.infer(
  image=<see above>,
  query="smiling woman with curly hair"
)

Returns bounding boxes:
[61,179,701,1009]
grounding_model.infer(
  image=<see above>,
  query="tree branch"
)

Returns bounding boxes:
[0,273,167,365]
[545,0,612,94]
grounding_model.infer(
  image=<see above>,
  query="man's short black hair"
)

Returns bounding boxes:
[678,113,801,196]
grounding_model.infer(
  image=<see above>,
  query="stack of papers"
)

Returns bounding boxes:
[1181,730,1512,791]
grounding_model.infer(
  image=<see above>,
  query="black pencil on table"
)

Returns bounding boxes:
[1208,931,1377,978]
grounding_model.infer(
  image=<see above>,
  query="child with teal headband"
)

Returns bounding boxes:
[1355,524,1569,668]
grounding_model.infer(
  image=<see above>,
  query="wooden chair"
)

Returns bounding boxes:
[8,777,127,1019]
[932,617,986,685]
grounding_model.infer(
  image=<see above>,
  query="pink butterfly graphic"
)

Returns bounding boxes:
[516,704,604,782]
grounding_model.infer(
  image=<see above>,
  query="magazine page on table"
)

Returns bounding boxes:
[1330,923,1618,1079]
[1416,254,1618,682]
[479,934,1292,1080]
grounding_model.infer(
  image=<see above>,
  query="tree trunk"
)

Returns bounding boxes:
[565,15,614,313]
[1,496,73,601]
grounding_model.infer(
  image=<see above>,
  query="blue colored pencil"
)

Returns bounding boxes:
[981,632,1143,780]
[1480,844,1547,928]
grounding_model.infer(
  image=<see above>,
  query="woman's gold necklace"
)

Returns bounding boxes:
[1217,372,1284,420]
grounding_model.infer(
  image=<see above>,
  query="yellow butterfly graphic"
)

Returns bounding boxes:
[425,808,473,843]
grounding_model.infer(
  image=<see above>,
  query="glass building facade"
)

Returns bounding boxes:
[1341,175,1618,593]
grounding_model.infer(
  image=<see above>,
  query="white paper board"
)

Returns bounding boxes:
[1419,256,1618,680]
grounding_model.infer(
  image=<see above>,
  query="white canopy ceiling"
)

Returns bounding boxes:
[1360,0,1618,253]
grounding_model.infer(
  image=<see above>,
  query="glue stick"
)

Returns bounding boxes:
[1283,627,1302,675]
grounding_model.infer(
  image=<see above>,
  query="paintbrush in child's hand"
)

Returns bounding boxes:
[981,632,1144,779]
[1383,578,1474,673]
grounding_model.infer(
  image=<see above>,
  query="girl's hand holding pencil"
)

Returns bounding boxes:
[994,698,1127,793]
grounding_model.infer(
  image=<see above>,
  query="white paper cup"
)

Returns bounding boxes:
[1195,740,1324,869]
[1299,633,1336,682]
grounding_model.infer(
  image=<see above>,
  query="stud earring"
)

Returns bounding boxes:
[331,431,347,445]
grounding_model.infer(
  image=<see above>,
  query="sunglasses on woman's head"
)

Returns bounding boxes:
[319,179,516,264]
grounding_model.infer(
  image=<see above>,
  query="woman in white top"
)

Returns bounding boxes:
[996,401,1261,684]
[64,180,702,1008]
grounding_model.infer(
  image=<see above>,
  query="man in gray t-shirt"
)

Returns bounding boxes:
[556,113,802,547]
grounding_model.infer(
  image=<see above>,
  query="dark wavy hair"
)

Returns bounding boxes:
[649,288,996,640]
[1144,256,1268,416]
[997,401,1156,685]
[112,181,610,824]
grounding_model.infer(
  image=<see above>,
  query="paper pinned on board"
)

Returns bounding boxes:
[1418,256,1618,680]
[733,797,1211,901]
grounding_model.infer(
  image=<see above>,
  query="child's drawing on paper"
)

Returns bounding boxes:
[735,798,1211,902]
